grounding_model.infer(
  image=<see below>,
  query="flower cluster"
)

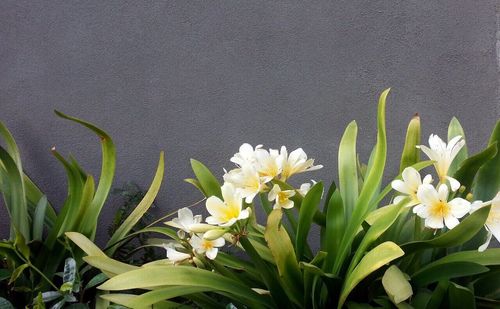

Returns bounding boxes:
[392,134,499,250]
[163,144,322,262]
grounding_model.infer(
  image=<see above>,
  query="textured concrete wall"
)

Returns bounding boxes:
[1,1,499,243]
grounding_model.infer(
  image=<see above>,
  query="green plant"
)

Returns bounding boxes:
[0,112,164,308]
[68,89,499,308]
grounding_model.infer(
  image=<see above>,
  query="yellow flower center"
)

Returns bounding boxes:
[221,202,239,221]
[278,192,289,204]
[429,201,451,218]
[202,240,214,250]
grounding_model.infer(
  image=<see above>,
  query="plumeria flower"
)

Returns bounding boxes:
[417,134,465,191]
[223,164,272,203]
[163,243,191,263]
[470,192,500,252]
[279,146,323,181]
[206,183,250,226]
[413,183,471,229]
[254,148,283,178]
[189,234,225,260]
[230,143,263,167]
[165,207,202,237]
[391,167,433,207]
[268,184,295,209]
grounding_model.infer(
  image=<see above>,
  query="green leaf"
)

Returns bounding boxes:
[63,258,76,285]
[55,110,116,240]
[475,120,500,200]
[399,114,421,173]
[412,261,488,286]
[334,89,389,275]
[183,178,205,195]
[338,120,358,220]
[106,152,164,255]
[382,265,412,305]
[0,297,15,309]
[14,230,30,260]
[473,269,500,299]
[447,117,468,175]
[401,205,490,253]
[98,266,272,308]
[322,189,344,271]
[9,263,29,284]
[296,182,323,260]
[23,174,56,229]
[83,256,138,277]
[265,209,304,306]
[453,142,497,197]
[85,273,108,290]
[338,241,404,308]
[32,196,48,241]
[190,159,222,199]
[124,286,215,308]
[448,282,475,309]
[99,294,187,309]
[0,146,29,240]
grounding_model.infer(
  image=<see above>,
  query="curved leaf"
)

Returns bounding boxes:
[339,241,404,308]
[296,182,323,259]
[475,120,500,200]
[382,265,412,305]
[106,152,164,255]
[322,189,344,271]
[190,159,222,199]
[338,121,359,220]
[412,261,488,286]
[399,114,421,173]
[98,266,272,308]
[447,117,468,175]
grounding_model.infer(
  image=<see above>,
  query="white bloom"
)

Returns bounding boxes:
[230,143,263,167]
[391,167,433,206]
[279,146,323,181]
[223,165,271,203]
[417,134,465,191]
[206,183,250,226]
[413,184,471,229]
[163,243,191,263]
[189,234,225,260]
[165,207,202,234]
[254,148,283,178]
[470,192,500,252]
[268,184,295,209]
[298,180,317,196]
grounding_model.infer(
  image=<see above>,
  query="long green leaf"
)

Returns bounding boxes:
[98,266,272,308]
[265,209,304,306]
[100,293,195,309]
[0,146,29,240]
[447,117,468,175]
[106,152,164,255]
[453,142,497,197]
[190,159,222,199]
[296,182,323,260]
[334,89,389,275]
[338,241,404,308]
[83,256,138,277]
[23,174,56,228]
[401,205,490,253]
[382,265,412,305]
[55,110,116,240]
[322,189,344,271]
[448,283,476,309]
[32,196,48,241]
[338,121,358,220]
[399,114,421,173]
[412,261,488,286]
[475,120,500,200]
[126,286,214,308]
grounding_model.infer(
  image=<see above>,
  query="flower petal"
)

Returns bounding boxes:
[425,216,444,229]
[444,215,460,229]
[446,176,461,192]
[417,184,440,205]
[448,198,471,218]
[437,184,449,201]
[205,248,219,260]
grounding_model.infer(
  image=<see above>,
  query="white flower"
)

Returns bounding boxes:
[230,143,263,167]
[254,148,283,178]
[391,167,433,206]
[298,180,317,196]
[413,184,471,229]
[470,192,500,252]
[268,184,295,209]
[163,243,191,263]
[165,207,202,234]
[223,164,272,203]
[189,234,225,260]
[206,183,250,226]
[417,134,465,191]
[279,146,323,181]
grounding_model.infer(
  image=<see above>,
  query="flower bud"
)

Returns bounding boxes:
[466,193,473,201]
[189,223,217,233]
[202,229,227,240]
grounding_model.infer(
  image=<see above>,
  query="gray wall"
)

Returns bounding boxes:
[1,1,499,243]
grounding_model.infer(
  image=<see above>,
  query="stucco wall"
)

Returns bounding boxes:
[1,1,499,243]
